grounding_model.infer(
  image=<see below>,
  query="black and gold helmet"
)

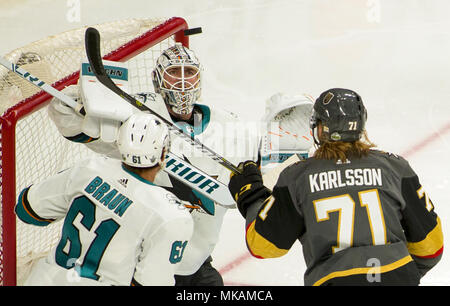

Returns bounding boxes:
[310,88,367,143]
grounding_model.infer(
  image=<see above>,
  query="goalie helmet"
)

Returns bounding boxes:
[152,43,201,116]
[310,88,367,143]
[117,113,170,168]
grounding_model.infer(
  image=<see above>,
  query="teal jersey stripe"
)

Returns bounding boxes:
[65,133,98,143]
[15,187,53,226]
[174,104,211,137]
[192,189,215,215]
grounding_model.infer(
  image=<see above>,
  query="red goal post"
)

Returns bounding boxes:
[0,17,189,286]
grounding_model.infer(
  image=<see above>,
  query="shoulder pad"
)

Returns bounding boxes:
[371,150,416,177]
[373,149,402,159]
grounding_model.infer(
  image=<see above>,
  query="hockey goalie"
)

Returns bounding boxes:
[45,43,258,286]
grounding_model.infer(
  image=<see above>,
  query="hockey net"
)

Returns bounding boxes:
[0,17,189,286]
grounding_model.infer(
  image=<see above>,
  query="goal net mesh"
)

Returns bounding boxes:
[0,17,188,285]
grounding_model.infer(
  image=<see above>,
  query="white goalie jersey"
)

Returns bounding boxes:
[16,156,193,286]
[159,103,259,275]
[48,86,259,276]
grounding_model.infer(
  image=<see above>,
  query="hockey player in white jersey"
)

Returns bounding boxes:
[15,113,193,286]
[47,43,258,285]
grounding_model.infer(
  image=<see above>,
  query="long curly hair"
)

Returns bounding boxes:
[313,130,376,162]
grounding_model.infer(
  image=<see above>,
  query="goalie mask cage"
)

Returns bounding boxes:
[0,17,190,286]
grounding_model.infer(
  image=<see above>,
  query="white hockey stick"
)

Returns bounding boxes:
[0,56,236,213]
[0,55,85,116]
[262,154,301,190]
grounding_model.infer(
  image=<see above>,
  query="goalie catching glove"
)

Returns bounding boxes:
[47,85,94,141]
[228,161,270,218]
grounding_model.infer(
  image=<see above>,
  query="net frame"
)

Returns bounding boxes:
[0,16,189,286]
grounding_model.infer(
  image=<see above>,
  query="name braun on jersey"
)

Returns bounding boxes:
[309,168,382,193]
[84,176,133,217]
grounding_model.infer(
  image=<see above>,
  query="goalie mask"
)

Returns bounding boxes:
[152,43,201,116]
[310,88,367,144]
[117,113,170,168]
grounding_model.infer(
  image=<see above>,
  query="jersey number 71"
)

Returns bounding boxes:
[313,189,387,253]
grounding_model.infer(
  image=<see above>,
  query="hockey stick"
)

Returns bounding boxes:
[262,154,301,190]
[162,152,236,213]
[84,27,242,175]
[0,56,85,117]
[0,55,235,211]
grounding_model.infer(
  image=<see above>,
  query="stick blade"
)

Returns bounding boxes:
[84,27,104,76]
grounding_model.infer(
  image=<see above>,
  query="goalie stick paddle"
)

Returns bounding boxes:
[84,27,242,175]
[162,152,236,213]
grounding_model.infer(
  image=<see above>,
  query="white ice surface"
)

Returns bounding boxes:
[1,0,449,286]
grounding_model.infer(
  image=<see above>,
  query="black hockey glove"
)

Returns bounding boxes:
[228,161,270,218]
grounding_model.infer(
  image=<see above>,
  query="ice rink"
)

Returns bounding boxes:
[1,0,449,286]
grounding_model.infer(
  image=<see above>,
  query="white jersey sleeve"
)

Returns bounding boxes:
[134,217,193,285]
[164,104,259,275]
[16,167,73,225]
[175,205,227,275]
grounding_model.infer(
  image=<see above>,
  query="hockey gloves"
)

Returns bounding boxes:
[228,161,270,218]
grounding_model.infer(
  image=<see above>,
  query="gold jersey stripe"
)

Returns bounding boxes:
[313,255,413,286]
[407,217,444,258]
[246,220,289,258]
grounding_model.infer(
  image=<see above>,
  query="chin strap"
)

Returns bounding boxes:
[311,124,321,147]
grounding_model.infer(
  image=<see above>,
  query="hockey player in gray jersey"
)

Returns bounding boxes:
[47,43,257,286]
[229,88,444,286]
[15,113,193,286]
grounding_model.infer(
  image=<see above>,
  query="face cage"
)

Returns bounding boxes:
[162,64,200,91]
[155,63,201,115]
